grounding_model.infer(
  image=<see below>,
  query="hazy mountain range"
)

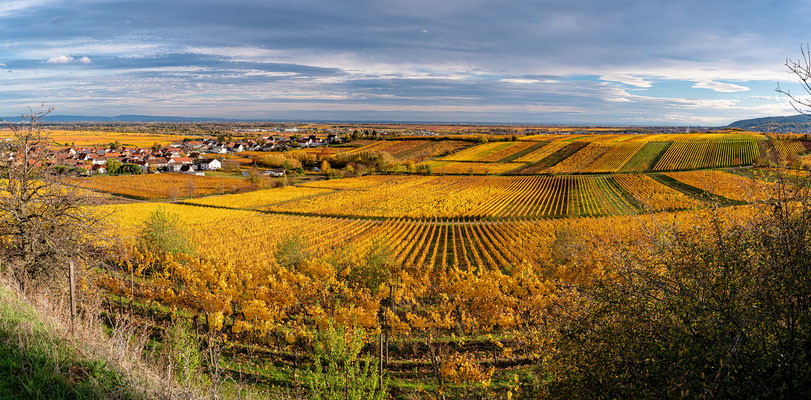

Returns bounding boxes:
[1,114,809,132]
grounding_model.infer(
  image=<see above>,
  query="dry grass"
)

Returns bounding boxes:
[0,278,201,399]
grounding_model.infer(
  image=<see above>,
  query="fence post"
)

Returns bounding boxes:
[69,261,76,332]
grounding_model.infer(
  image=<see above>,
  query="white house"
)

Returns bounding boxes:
[199,159,221,171]
[262,168,285,177]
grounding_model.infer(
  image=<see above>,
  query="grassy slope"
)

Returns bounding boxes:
[0,286,142,400]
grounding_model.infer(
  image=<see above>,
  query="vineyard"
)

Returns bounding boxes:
[76,131,811,398]
[179,173,738,219]
[664,170,780,202]
[652,139,762,171]
[417,160,523,175]
[105,201,764,306]
[73,173,257,200]
[348,140,470,162]
[407,133,811,175]
[98,200,768,396]
[0,129,190,147]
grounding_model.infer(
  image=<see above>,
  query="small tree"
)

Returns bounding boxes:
[139,208,193,256]
[320,160,332,175]
[106,158,122,175]
[0,107,109,292]
[348,239,395,295]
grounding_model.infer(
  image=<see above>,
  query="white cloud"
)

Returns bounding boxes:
[185,46,478,81]
[0,0,54,17]
[749,95,781,101]
[186,46,284,60]
[500,78,540,84]
[45,55,93,65]
[47,55,74,64]
[606,97,632,102]
[599,73,652,88]
[692,80,749,93]
[20,41,160,59]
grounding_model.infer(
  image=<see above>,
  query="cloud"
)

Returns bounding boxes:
[0,0,804,123]
[0,0,53,17]
[500,78,540,84]
[692,80,749,93]
[600,74,652,88]
[46,55,74,64]
[45,55,92,64]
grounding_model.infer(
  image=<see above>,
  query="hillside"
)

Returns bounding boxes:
[0,284,148,399]
[728,114,811,133]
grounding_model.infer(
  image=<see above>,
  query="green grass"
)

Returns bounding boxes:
[0,286,140,400]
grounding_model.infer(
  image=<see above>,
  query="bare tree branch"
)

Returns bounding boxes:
[776,43,811,115]
[0,105,112,293]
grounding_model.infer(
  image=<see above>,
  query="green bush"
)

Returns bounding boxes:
[274,234,310,271]
[164,319,202,387]
[306,323,386,400]
[139,208,194,256]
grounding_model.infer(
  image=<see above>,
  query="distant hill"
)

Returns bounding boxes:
[728,114,811,133]
[1,114,235,123]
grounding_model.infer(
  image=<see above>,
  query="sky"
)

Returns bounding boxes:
[0,0,809,125]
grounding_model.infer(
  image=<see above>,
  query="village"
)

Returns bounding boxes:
[45,132,345,176]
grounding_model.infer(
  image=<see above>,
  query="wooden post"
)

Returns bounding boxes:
[379,332,384,389]
[69,261,76,332]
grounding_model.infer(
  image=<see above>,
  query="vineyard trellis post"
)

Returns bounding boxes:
[69,260,76,332]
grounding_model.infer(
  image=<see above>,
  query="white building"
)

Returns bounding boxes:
[199,159,222,171]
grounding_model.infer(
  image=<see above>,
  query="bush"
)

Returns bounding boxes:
[306,323,386,400]
[544,180,811,398]
[274,234,310,271]
[164,319,202,388]
[347,239,394,295]
[139,208,194,256]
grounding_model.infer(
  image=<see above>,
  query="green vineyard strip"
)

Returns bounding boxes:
[497,141,550,163]
[604,176,643,213]
[618,141,672,172]
[510,142,589,174]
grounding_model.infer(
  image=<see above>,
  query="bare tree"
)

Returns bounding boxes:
[0,106,109,292]
[777,43,811,115]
